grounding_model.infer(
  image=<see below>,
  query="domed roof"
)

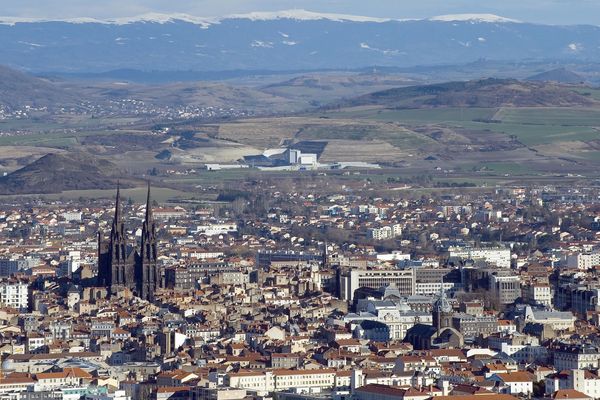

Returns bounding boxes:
[397,302,412,312]
[382,283,401,300]
[433,286,453,313]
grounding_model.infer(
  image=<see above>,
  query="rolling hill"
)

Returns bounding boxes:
[527,68,585,84]
[0,65,81,111]
[0,64,305,117]
[333,78,597,109]
[0,153,125,194]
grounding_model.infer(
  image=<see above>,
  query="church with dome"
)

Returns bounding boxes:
[404,285,464,350]
[343,284,433,342]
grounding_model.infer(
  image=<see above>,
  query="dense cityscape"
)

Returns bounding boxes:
[1,180,600,400]
[3,1,600,400]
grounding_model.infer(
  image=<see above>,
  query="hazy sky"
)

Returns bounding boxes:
[1,0,598,25]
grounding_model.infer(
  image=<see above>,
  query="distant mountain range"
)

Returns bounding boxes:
[2,10,600,73]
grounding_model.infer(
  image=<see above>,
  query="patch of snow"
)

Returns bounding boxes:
[568,42,582,52]
[0,10,520,27]
[17,41,43,47]
[282,40,298,46]
[110,13,216,28]
[430,14,520,23]
[0,16,103,25]
[226,9,391,23]
[359,42,403,56]
[478,37,486,42]
[251,40,273,48]
[279,32,289,38]
[0,13,216,28]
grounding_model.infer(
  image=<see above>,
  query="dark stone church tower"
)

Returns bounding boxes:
[432,283,453,331]
[98,184,163,301]
[138,183,162,300]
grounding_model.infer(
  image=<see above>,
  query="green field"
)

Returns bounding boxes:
[0,130,126,147]
[323,107,497,124]
[323,106,600,146]
[456,121,599,146]
[0,133,78,147]
[163,169,294,185]
[572,88,600,102]
[0,186,193,203]
[297,124,434,148]
[496,108,600,126]
[463,161,536,175]
[0,116,139,132]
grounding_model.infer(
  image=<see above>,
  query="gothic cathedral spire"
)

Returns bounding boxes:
[98,184,163,302]
[139,181,160,300]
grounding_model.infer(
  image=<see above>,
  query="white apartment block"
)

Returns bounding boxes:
[225,369,339,395]
[194,223,237,236]
[522,283,553,307]
[368,224,402,241]
[554,345,600,371]
[415,282,461,296]
[61,211,82,222]
[0,282,28,311]
[565,252,600,270]
[274,369,336,393]
[546,369,600,399]
[499,343,549,364]
[449,247,511,268]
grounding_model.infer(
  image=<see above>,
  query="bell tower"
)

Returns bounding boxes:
[432,280,453,331]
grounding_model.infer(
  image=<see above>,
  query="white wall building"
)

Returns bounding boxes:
[225,369,339,395]
[448,246,511,268]
[346,298,432,341]
[0,282,28,311]
[553,345,600,371]
[565,252,600,270]
[368,224,402,241]
[491,373,534,395]
[521,306,575,331]
[339,268,415,301]
[194,223,237,236]
[545,369,600,399]
[522,283,553,307]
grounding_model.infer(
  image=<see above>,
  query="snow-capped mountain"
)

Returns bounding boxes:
[428,14,521,23]
[0,10,598,73]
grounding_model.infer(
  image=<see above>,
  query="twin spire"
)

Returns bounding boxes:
[112,181,154,227]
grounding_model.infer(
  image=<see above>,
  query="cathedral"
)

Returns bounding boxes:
[97,184,163,301]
